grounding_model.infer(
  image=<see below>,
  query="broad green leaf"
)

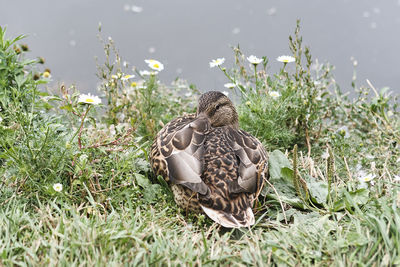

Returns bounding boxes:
[268,150,292,181]
[134,173,150,188]
[345,232,368,246]
[143,184,162,203]
[306,177,328,205]
[334,188,369,211]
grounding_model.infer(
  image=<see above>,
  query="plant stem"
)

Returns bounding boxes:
[54,105,92,172]
[254,64,258,94]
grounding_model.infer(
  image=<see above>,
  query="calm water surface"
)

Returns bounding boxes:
[1,0,400,93]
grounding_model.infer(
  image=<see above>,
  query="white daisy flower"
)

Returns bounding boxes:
[222,91,229,96]
[357,170,376,189]
[145,59,164,71]
[247,55,263,65]
[78,93,102,105]
[224,83,236,89]
[53,183,63,192]
[393,175,400,182]
[269,91,281,99]
[139,70,158,76]
[357,170,376,183]
[277,55,295,63]
[121,74,135,81]
[209,58,225,68]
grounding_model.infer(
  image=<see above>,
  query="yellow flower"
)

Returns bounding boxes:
[78,93,102,105]
[130,81,137,87]
[42,71,51,78]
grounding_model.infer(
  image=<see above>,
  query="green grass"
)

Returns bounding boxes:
[1,21,400,266]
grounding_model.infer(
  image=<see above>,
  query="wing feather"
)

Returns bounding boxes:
[154,115,211,196]
[227,128,268,194]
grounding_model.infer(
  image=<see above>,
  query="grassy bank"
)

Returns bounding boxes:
[1,22,400,266]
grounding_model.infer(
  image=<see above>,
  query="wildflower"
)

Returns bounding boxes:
[130,81,137,88]
[277,55,295,63]
[37,57,45,64]
[224,83,236,89]
[21,44,29,52]
[222,91,229,96]
[269,91,281,99]
[209,58,225,68]
[337,126,350,139]
[145,59,164,71]
[53,183,63,192]
[42,71,51,79]
[111,73,122,79]
[247,55,263,65]
[393,175,400,182]
[140,70,158,76]
[357,170,376,188]
[245,101,251,106]
[121,74,135,81]
[78,93,102,105]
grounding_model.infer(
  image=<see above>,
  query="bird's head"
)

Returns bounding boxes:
[196,91,238,128]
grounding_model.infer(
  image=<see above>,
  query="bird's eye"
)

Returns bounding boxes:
[215,104,221,110]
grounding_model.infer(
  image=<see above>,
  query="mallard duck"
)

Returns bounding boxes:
[150,91,268,228]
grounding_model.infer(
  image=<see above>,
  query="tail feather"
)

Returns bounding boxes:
[200,205,255,228]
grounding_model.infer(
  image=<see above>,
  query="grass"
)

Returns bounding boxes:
[1,21,400,266]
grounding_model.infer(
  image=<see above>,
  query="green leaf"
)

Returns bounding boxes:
[134,173,150,188]
[269,150,292,181]
[345,232,368,246]
[263,150,304,208]
[59,104,74,112]
[334,188,369,211]
[143,184,162,203]
[306,177,328,205]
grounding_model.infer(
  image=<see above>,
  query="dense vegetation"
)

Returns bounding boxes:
[1,22,400,265]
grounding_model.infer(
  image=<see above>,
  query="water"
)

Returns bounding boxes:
[1,0,399,94]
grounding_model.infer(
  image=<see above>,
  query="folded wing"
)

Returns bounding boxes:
[226,127,268,195]
[157,115,211,196]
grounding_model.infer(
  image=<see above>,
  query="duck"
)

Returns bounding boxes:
[150,91,268,228]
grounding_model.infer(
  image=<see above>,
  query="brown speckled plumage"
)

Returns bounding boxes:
[150,91,268,228]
